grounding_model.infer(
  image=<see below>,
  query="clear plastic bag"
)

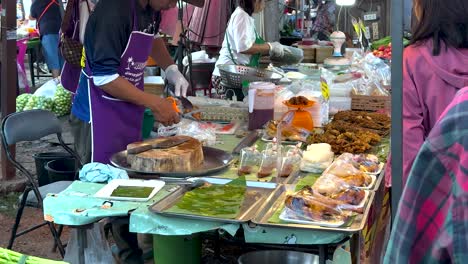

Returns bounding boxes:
[237,146,261,176]
[271,46,304,66]
[300,143,334,173]
[257,150,277,178]
[283,186,351,223]
[336,153,381,174]
[324,160,374,188]
[312,174,367,208]
[279,146,302,177]
[158,119,217,146]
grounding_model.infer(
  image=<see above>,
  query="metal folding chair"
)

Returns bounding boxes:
[1,110,82,257]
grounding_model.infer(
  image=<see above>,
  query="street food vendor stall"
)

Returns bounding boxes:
[36,1,395,264]
[41,36,393,263]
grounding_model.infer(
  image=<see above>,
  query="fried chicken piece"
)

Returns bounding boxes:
[330,189,365,205]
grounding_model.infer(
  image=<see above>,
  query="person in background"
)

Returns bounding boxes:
[30,0,64,78]
[385,0,468,187]
[384,87,468,263]
[310,0,336,40]
[211,0,285,96]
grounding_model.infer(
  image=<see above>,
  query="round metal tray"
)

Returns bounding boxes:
[110,147,233,178]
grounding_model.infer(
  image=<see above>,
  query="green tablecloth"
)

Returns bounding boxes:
[43,181,174,226]
[43,134,386,246]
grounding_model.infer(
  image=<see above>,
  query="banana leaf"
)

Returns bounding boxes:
[165,176,247,219]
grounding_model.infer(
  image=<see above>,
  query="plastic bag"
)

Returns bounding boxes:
[34,79,59,99]
[351,77,389,96]
[324,160,373,188]
[362,53,391,87]
[257,149,277,178]
[279,147,302,177]
[336,153,381,174]
[271,46,304,66]
[264,120,310,142]
[284,186,350,223]
[17,62,30,90]
[300,143,334,173]
[312,174,366,208]
[63,222,114,264]
[274,87,295,120]
[238,146,261,176]
[158,119,217,146]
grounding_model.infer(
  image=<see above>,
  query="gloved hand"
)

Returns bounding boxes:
[165,64,189,97]
[268,42,285,58]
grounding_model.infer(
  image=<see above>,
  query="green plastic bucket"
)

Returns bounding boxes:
[142,109,155,139]
[153,234,201,264]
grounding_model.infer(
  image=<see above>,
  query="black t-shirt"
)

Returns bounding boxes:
[84,0,161,76]
[30,0,62,36]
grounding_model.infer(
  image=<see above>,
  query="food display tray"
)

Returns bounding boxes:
[110,147,233,178]
[149,178,277,224]
[250,184,375,233]
[94,179,166,202]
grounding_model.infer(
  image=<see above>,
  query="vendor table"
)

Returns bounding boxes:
[26,38,53,88]
[43,134,390,264]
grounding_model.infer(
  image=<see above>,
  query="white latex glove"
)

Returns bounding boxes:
[164,64,189,97]
[268,42,285,58]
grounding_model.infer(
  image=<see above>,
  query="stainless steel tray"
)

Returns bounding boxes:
[372,164,386,191]
[110,147,233,178]
[251,184,375,233]
[149,179,277,224]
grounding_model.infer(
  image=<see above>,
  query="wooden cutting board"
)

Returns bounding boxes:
[127,136,204,172]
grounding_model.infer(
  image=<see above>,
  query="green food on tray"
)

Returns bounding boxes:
[166,176,247,219]
[111,186,154,198]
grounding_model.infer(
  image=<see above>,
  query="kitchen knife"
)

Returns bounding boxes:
[232,130,260,154]
[127,138,190,155]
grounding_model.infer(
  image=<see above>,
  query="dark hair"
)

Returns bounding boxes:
[411,0,468,55]
[237,0,257,16]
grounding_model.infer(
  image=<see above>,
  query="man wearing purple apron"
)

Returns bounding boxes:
[69,0,204,262]
[71,0,204,164]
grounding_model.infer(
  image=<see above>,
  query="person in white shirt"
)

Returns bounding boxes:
[211,0,284,96]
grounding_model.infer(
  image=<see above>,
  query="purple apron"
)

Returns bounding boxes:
[85,1,153,163]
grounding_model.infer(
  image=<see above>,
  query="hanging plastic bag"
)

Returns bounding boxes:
[34,78,59,99]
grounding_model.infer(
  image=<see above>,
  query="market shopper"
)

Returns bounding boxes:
[385,0,468,186]
[30,0,64,78]
[211,0,286,95]
[384,87,468,263]
[70,0,204,165]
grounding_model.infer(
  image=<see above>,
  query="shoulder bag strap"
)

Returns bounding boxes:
[37,0,60,31]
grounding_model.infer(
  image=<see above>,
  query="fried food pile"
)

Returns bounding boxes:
[333,110,390,135]
[307,110,390,154]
